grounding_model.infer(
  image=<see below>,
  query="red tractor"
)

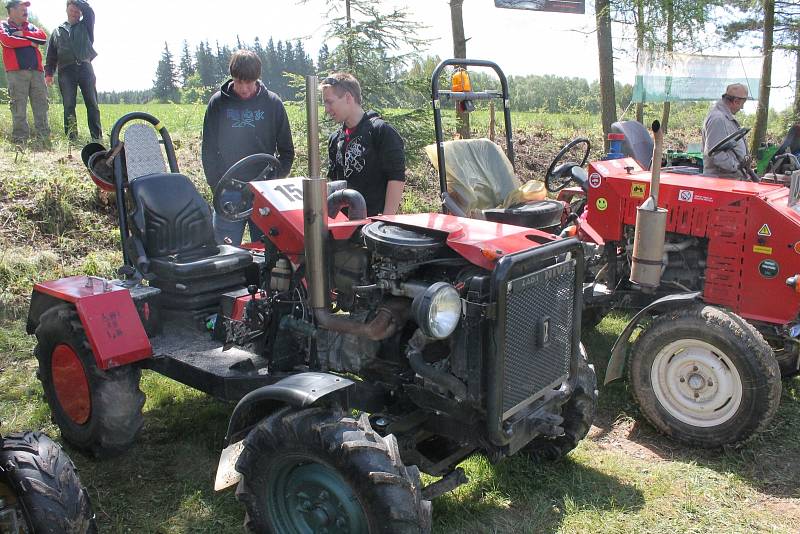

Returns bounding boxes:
[427,59,793,448]
[547,122,799,448]
[26,79,596,532]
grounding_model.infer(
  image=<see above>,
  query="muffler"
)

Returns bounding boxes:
[630,120,668,291]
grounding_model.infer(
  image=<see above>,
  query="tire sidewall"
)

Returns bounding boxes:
[630,307,777,445]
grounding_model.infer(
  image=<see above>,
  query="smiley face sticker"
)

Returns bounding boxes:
[596,197,608,211]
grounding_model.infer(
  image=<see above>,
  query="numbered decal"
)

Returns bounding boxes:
[260,178,305,211]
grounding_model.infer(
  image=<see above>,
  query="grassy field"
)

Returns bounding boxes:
[1,103,799,533]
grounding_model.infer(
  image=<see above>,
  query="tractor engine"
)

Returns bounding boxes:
[317,221,478,398]
[622,227,707,292]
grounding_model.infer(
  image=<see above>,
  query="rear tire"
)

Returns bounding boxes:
[0,431,97,533]
[519,343,598,461]
[34,305,145,458]
[628,304,781,448]
[235,406,431,533]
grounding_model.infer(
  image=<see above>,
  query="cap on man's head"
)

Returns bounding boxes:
[723,83,749,100]
[6,0,31,9]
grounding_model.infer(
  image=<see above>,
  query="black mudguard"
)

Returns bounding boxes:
[604,292,702,384]
[223,372,354,445]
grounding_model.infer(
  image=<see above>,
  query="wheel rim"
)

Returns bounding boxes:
[51,343,91,425]
[650,339,743,428]
[267,453,368,534]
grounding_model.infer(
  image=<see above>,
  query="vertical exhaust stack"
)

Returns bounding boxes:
[630,120,668,292]
[303,75,329,311]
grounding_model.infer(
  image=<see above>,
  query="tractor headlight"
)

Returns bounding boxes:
[412,282,461,339]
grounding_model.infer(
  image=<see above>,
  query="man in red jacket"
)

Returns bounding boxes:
[1,0,49,146]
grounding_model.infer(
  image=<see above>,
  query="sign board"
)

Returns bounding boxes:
[632,51,762,103]
[494,0,585,14]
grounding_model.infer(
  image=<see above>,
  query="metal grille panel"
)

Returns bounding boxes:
[501,259,575,418]
[124,124,167,180]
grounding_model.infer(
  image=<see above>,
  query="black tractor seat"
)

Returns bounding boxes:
[483,199,564,232]
[126,171,255,322]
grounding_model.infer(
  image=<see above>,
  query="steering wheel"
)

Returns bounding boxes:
[545,137,591,192]
[708,127,750,156]
[213,153,281,222]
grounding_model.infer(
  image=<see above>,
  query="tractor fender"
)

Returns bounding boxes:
[27,277,152,370]
[604,291,702,384]
[223,372,355,446]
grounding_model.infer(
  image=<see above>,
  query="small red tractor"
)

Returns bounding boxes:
[26,79,596,532]
[548,123,799,448]
[429,59,795,449]
[0,429,96,533]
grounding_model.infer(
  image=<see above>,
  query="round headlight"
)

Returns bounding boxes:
[412,282,461,339]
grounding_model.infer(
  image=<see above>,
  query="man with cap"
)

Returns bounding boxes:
[45,0,101,142]
[0,0,50,146]
[702,83,751,180]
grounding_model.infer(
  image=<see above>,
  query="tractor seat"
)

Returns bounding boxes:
[127,172,253,281]
[484,199,564,232]
[611,120,654,170]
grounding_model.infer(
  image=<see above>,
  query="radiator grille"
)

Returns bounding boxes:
[501,259,575,418]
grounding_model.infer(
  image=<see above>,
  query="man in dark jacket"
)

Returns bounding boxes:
[44,0,101,141]
[202,49,295,245]
[321,72,405,216]
[1,0,49,145]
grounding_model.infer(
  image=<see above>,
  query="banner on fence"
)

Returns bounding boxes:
[632,52,762,103]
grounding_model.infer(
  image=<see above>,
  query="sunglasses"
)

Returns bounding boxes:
[321,77,340,86]
[725,95,747,103]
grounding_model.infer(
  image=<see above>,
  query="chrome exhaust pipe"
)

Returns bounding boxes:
[303,75,329,310]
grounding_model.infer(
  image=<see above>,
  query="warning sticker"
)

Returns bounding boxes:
[757,224,772,237]
[630,183,647,198]
[589,173,602,188]
[678,190,694,202]
[753,245,773,255]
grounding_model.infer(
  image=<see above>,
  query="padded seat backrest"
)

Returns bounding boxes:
[424,138,517,217]
[611,120,654,170]
[124,123,167,180]
[128,173,216,258]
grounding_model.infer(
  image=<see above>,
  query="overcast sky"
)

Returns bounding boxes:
[28,0,793,110]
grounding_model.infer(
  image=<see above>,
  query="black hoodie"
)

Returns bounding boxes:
[201,79,295,189]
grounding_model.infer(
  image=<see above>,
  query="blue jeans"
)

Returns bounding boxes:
[212,190,264,246]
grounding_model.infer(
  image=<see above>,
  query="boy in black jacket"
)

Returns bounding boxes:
[321,72,405,216]
[202,49,294,245]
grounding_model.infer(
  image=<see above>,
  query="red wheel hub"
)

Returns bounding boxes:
[51,344,91,424]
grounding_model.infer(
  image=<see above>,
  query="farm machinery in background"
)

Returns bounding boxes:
[429,58,798,448]
[0,429,96,533]
[25,78,596,532]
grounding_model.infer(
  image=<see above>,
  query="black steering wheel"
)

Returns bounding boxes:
[213,153,281,222]
[545,137,591,192]
[708,127,750,156]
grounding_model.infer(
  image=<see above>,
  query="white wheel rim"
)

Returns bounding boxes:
[650,339,743,428]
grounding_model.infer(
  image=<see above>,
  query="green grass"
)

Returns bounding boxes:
[0,104,798,532]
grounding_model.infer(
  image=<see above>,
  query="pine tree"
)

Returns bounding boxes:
[153,42,179,102]
[196,41,217,88]
[179,40,195,87]
[318,43,331,74]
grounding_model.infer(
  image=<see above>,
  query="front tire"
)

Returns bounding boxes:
[519,343,598,461]
[629,305,781,448]
[0,431,97,533]
[235,406,431,533]
[34,305,145,457]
